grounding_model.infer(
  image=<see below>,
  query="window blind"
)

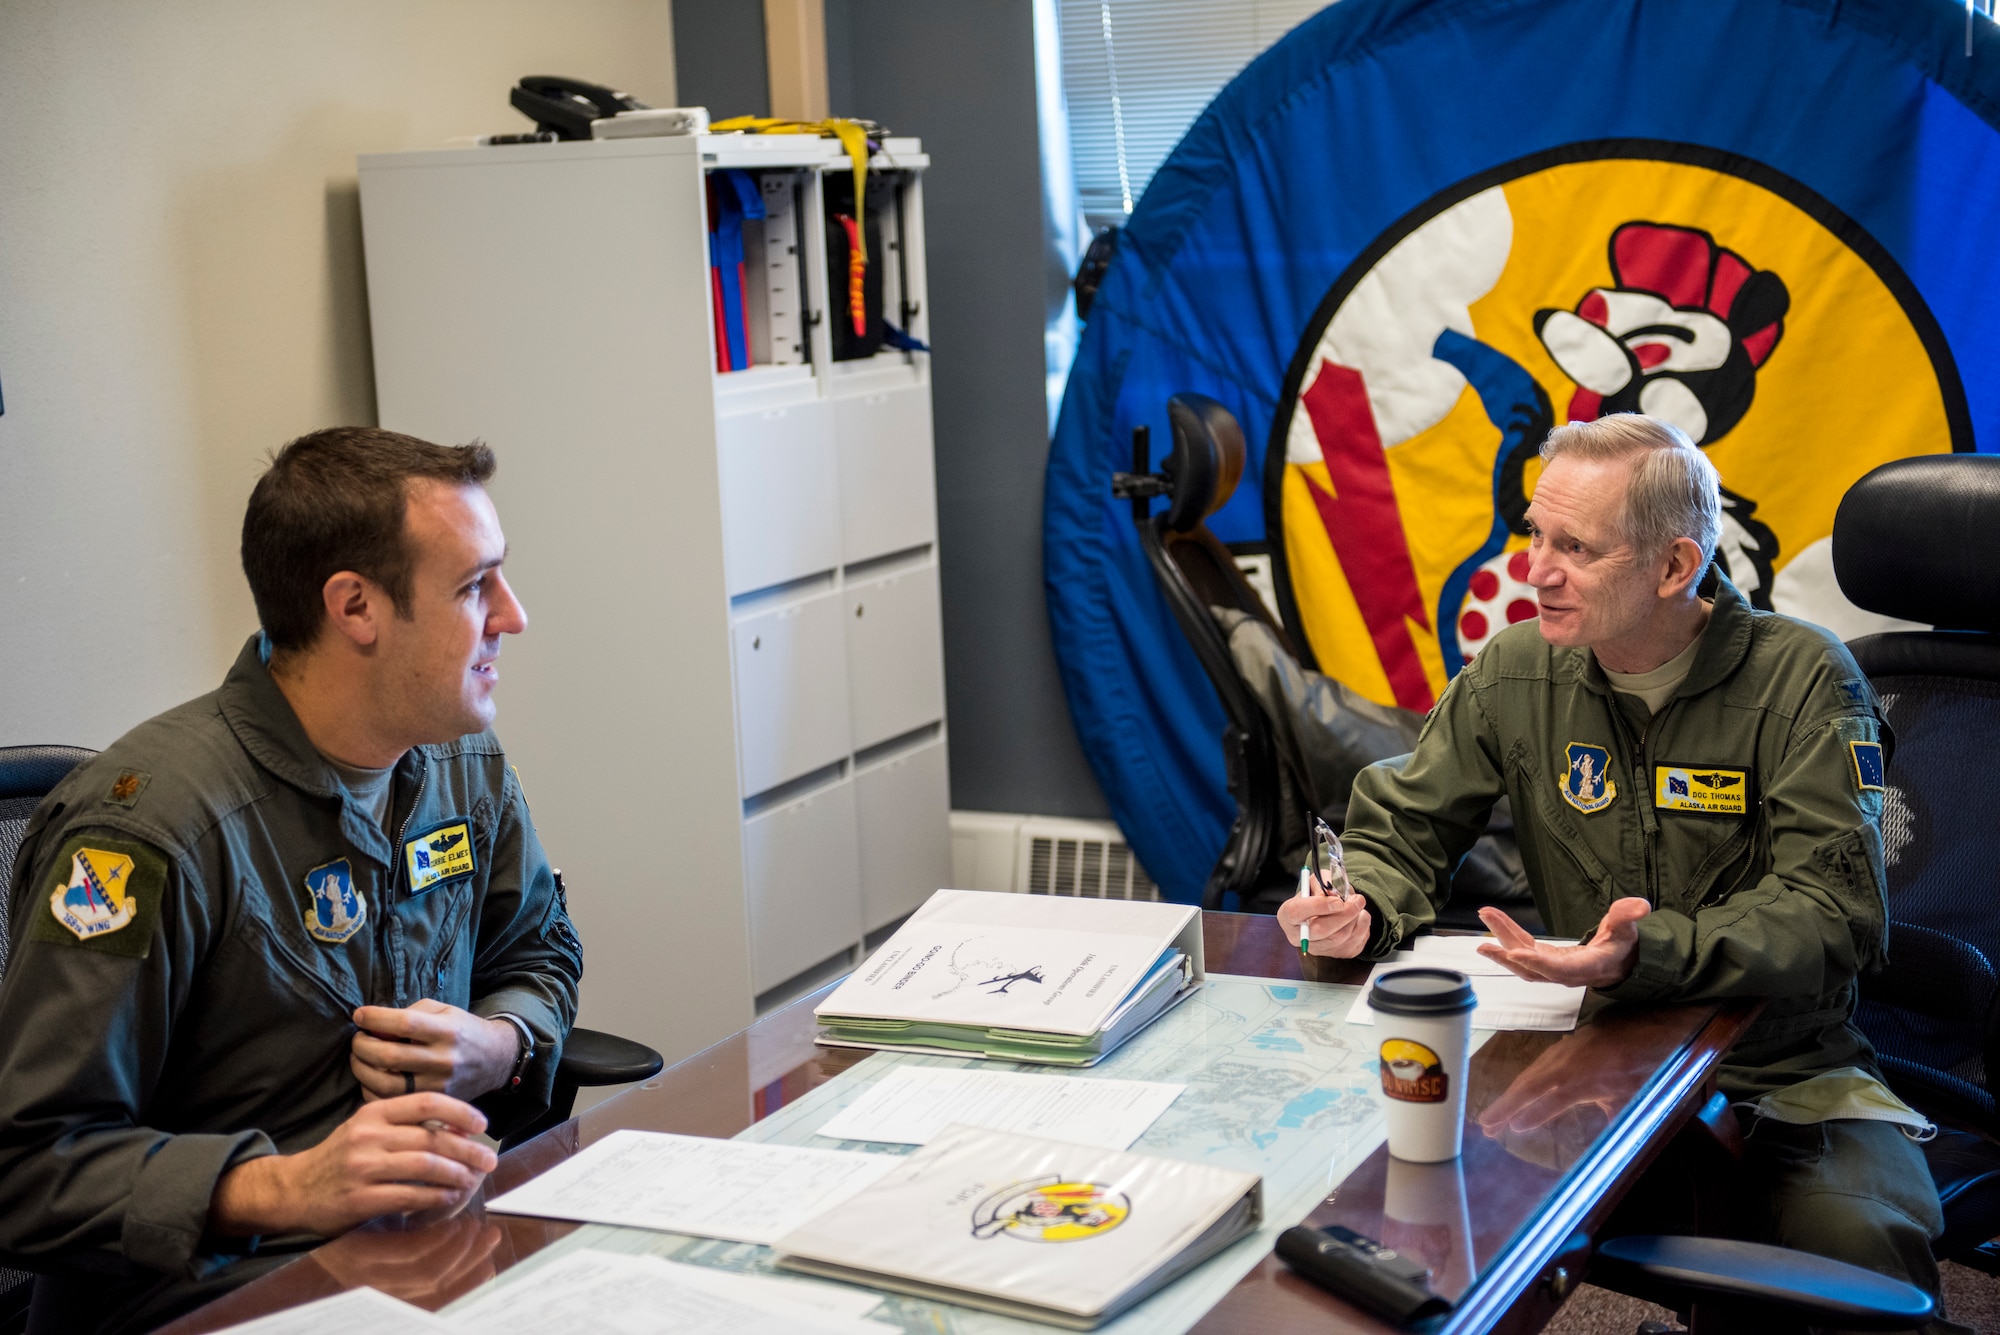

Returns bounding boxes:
[1058,0,1333,225]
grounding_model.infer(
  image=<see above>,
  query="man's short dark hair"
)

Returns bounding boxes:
[242,427,497,654]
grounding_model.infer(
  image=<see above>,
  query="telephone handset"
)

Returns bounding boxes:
[509,75,649,140]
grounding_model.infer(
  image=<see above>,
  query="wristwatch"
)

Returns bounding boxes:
[491,1012,537,1089]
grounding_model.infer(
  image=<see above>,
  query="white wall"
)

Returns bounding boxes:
[0,0,676,746]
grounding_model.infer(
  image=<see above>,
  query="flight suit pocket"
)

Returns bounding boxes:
[1815,827,1887,969]
[1676,814,1764,916]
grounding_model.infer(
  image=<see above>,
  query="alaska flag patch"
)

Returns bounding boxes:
[406,820,475,894]
[1850,741,1886,792]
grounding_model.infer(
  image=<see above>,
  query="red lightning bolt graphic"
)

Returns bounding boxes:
[1298,361,1435,711]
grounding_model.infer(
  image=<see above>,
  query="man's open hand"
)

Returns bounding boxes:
[351,999,520,1101]
[1276,887,1373,958]
[209,1093,497,1238]
[1475,897,1650,989]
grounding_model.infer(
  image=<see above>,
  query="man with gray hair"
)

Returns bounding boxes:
[1280,414,1954,1324]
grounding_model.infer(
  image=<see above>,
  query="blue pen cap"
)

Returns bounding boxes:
[1369,967,1475,1016]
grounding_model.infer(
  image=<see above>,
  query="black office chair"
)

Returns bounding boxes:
[1833,453,2000,1274]
[0,746,97,1335]
[1113,394,1302,909]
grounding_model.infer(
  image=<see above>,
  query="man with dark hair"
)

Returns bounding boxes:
[0,427,582,1334]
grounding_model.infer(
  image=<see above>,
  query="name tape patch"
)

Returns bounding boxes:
[1655,766,1748,815]
[406,821,476,894]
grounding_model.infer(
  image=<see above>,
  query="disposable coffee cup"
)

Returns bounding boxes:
[1371,967,1476,1162]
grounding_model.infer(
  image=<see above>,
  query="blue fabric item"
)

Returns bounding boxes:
[1044,0,2000,904]
[882,320,930,353]
[710,169,766,370]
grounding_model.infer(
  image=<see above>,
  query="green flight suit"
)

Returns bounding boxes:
[0,635,584,1335]
[1330,574,1949,1314]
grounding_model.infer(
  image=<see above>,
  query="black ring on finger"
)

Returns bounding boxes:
[405,1071,416,1095]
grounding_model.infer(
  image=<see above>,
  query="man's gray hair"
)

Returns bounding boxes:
[1540,414,1721,566]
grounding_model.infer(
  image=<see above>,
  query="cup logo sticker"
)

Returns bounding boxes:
[1380,1037,1449,1103]
[970,1177,1130,1243]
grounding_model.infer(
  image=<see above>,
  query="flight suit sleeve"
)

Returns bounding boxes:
[1604,701,1888,1006]
[1338,669,1509,956]
[467,766,583,1129]
[0,820,274,1277]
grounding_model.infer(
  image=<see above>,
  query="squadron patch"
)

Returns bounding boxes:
[1656,766,1749,815]
[30,836,166,957]
[1850,741,1886,792]
[970,1178,1130,1243]
[1561,743,1617,814]
[405,821,475,895]
[303,857,366,944]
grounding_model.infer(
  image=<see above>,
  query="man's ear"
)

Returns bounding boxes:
[1657,537,1706,599]
[320,571,383,648]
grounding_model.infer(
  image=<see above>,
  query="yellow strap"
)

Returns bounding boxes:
[709,116,872,263]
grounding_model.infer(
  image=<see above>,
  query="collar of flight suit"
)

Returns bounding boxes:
[1563,566,1757,704]
[217,633,422,869]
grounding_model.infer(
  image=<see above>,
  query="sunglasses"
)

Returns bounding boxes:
[1307,814,1352,901]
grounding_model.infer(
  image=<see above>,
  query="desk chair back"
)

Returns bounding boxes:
[0,745,95,1335]
[1836,454,2000,1264]
[1118,394,1306,908]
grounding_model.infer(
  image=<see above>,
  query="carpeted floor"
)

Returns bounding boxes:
[1543,1262,2000,1334]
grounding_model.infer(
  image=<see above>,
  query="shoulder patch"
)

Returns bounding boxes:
[30,835,167,957]
[104,769,151,807]
[1850,740,1886,792]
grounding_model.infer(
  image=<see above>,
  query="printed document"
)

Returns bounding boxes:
[483,1130,897,1244]
[1345,934,1586,1031]
[450,1249,890,1334]
[815,1066,1185,1149]
[207,1287,455,1334]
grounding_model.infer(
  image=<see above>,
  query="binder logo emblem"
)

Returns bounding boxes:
[970,1177,1131,1243]
[1380,1038,1448,1103]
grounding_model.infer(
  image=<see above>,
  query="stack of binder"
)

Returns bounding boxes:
[814,890,1205,1066]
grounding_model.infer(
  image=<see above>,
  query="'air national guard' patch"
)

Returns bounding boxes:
[1656,766,1749,815]
[1850,741,1887,792]
[303,857,366,944]
[406,821,475,895]
[1562,743,1616,814]
[30,836,166,957]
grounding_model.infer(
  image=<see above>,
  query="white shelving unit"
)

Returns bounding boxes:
[357,133,950,1064]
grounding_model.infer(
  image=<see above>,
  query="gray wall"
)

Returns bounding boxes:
[0,0,677,750]
[834,0,1110,819]
[673,1,769,119]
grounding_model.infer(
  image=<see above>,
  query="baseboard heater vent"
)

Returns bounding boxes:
[949,812,1159,901]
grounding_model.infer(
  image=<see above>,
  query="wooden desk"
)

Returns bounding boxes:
[165,913,1755,1335]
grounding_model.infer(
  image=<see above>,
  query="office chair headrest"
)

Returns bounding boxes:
[1162,393,1245,533]
[1834,454,2000,632]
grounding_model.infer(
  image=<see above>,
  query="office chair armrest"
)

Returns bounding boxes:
[557,1027,665,1088]
[1590,1236,1933,1331]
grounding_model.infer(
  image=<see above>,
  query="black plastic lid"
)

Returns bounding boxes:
[1369,967,1476,1016]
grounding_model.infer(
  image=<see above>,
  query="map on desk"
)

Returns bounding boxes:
[448,975,1472,1334]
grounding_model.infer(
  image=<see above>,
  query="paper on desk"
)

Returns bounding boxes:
[450,1249,892,1334]
[207,1287,456,1334]
[814,1066,1185,1149]
[1345,935,1586,1031]
[482,1129,897,1244]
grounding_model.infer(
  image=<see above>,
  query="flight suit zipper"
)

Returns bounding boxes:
[381,764,428,1005]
